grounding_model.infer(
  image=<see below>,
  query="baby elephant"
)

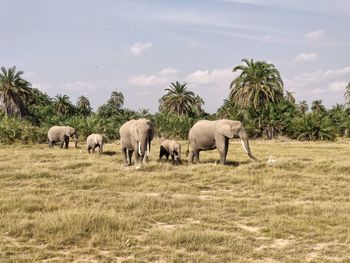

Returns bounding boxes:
[87,134,103,154]
[159,140,182,164]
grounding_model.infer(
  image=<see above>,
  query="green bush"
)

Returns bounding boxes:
[291,113,336,141]
[0,114,46,144]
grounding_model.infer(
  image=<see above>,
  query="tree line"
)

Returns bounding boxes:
[1,60,350,144]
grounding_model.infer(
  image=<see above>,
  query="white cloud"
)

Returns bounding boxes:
[219,0,350,16]
[63,81,100,92]
[129,42,152,56]
[293,52,319,63]
[187,68,234,85]
[127,68,180,86]
[311,88,326,94]
[159,68,179,76]
[305,30,325,41]
[328,81,348,91]
[284,66,350,106]
[324,67,350,77]
[159,12,272,33]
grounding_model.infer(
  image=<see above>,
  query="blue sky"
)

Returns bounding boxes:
[1,0,350,112]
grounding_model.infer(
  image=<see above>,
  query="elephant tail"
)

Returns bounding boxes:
[185,141,190,157]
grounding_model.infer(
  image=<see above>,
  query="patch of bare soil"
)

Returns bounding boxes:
[235,222,260,233]
[306,242,335,262]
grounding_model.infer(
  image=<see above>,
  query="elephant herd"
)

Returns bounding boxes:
[47,118,258,166]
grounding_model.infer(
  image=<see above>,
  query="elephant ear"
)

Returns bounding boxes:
[130,124,141,141]
[64,128,71,137]
[147,120,155,140]
[217,123,234,139]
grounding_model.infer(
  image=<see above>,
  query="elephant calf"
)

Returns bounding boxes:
[159,139,182,164]
[87,134,103,154]
[47,126,78,148]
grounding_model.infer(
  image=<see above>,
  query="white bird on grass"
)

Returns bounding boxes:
[267,156,276,163]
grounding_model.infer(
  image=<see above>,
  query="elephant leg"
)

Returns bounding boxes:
[194,150,200,164]
[217,137,229,165]
[64,136,69,149]
[171,154,175,163]
[48,140,53,148]
[135,150,141,165]
[128,150,133,165]
[99,144,103,154]
[188,151,195,164]
[159,146,166,161]
[122,147,128,166]
[60,140,64,148]
[92,144,97,154]
[88,146,91,154]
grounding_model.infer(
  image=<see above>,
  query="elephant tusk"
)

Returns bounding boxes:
[147,141,150,156]
[138,141,142,155]
[240,139,249,154]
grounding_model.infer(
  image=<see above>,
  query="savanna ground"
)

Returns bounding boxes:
[0,139,350,262]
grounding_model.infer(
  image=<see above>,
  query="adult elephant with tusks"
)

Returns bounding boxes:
[119,118,155,166]
[47,126,78,148]
[186,119,257,165]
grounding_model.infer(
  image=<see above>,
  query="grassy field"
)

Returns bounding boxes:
[1,139,350,262]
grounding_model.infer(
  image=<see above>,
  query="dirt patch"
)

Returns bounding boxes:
[144,192,161,197]
[235,223,260,233]
[154,222,178,231]
[256,239,291,252]
[306,242,333,262]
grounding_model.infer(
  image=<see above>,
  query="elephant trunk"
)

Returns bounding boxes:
[73,135,78,148]
[239,131,258,161]
[139,138,148,163]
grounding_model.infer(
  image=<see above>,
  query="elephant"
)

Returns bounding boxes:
[186,119,257,165]
[119,118,155,166]
[87,134,103,154]
[47,126,78,148]
[159,139,182,164]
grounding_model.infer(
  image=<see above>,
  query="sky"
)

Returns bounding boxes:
[1,0,350,113]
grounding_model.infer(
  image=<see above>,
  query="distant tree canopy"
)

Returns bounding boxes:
[1,63,349,144]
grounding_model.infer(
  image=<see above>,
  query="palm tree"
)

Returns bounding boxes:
[108,90,124,111]
[28,88,52,106]
[159,81,195,115]
[97,90,124,117]
[193,95,205,115]
[311,100,326,114]
[76,96,92,116]
[298,100,309,114]
[285,90,296,104]
[230,59,284,135]
[0,66,32,117]
[54,94,73,116]
[345,82,350,105]
[229,59,284,112]
[137,108,151,118]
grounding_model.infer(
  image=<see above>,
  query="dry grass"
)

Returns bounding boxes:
[1,139,350,262]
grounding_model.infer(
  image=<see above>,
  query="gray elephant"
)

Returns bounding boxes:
[47,126,78,148]
[159,139,182,164]
[87,134,103,154]
[186,119,257,165]
[119,118,155,166]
